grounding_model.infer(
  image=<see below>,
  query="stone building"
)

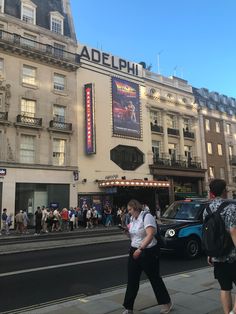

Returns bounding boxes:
[0,0,79,222]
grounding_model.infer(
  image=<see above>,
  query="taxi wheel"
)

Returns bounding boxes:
[185,236,201,259]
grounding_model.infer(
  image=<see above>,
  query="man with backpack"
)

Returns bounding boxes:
[203,179,236,314]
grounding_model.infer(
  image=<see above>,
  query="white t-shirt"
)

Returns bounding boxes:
[129,211,157,248]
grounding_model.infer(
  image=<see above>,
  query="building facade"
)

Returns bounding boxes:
[0,0,79,223]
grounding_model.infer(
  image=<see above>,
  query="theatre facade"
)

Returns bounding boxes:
[76,44,206,211]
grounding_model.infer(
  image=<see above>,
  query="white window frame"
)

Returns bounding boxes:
[21,1,37,25]
[53,138,66,166]
[168,143,177,160]
[21,98,36,117]
[22,65,36,85]
[0,0,5,13]
[217,144,223,156]
[226,123,231,135]
[152,140,161,158]
[207,142,212,154]
[215,121,220,133]
[205,119,210,131]
[20,134,35,164]
[53,105,65,122]
[53,73,65,91]
[50,12,64,35]
[183,118,191,131]
[209,166,214,179]
[229,145,233,158]
[150,110,161,125]
[167,114,176,129]
[0,58,4,78]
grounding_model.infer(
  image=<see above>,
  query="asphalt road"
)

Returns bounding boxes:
[0,240,208,313]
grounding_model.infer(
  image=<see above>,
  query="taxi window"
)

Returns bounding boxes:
[163,202,205,220]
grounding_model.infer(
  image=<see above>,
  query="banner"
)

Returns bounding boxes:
[84,83,96,154]
[112,77,141,138]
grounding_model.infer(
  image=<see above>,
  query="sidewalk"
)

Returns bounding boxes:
[19,267,230,314]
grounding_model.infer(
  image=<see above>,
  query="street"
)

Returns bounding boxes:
[0,238,208,313]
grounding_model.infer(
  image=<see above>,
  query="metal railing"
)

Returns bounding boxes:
[49,120,72,131]
[153,155,202,169]
[0,111,8,121]
[0,30,80,65]
[150,123,163,133]
[167,128,179,136]
[183,130,195,139]
[16,115,42,127]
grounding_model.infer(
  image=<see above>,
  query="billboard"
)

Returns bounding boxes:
[84,83,96,154]
[112,77,141,138]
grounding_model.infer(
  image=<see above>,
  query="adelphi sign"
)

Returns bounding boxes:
[78,45,142,77]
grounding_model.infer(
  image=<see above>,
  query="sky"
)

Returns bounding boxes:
[70,0,236,98]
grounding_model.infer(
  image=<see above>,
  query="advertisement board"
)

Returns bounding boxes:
[112,77,141,138]
[84,83,96,154]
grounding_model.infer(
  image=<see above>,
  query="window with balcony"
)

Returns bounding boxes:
[54,43,65,58]
[53,105,65,122]
[22,65,36,85]
[183,118,191,131]
[168,143,177,160]
[0,0,4,13]
[217,144,223,156]
[0,58,4,77]
[53,73,65,91]
[152,140,161,158]
[150,110,161,125]
[207,142,212,154]
[205,119,210,131]
[167,114,176,129]
[50,13,64,35]
[209,166,214,179]
[53,139,65,166]
[184,145,192,159]
[216,121,220,133]
[20,134,35,163]
[21,2,36,25]
[22,33,37,48]
[226,123,231,135]
[21,99,35,117]
[220,167,225,180]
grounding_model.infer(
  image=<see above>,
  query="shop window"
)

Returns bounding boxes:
[22,65,36,85]
[21,99,36,117]
[53,73,65,91]
[20,134,35,163]
[53,139,66,166]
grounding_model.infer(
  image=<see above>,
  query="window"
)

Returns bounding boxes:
[217,144,223,156]
[183,118,191,131]
[0,0,4,13]
[167,114,176,129]
[226,123,231,135]
[220,168,225,180]
[209,166,214,179]
[168,143,177,160]
[21,99,35,117]
[21,4,36,24]
[215,121,220,133]
[150,110,161,125]
[229,145,233,158]
[207,142,212,154]
[0,58,3,76]
[205,119,210,131]
[20,134,35,163]
[53,139,65,166]
[51,16,63,35]
[0,129,2,159]
[22,65,36,85]
[22,33,37,48]
[184,145,192,160]
[54,43,65,58]
[53,105,65,122]
[152,140,160,158]
[53,73,65,91]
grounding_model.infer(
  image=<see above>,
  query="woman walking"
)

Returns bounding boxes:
[122,199,173,314]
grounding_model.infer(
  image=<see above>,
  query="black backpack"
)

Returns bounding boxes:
[202,202,234,257]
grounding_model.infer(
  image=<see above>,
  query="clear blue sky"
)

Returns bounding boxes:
[70,0,236,98]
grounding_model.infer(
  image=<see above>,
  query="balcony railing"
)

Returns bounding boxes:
[150,123,163,133]
[0,111,8,121]
[167,128,179,136]
[153,155,202,169]
[183,130,195,139]
[16,115,42,127]
[0,30,80,70]
[230,156,236,166]
[49,120,72,132]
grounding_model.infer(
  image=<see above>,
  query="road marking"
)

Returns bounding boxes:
[0,254,128,278]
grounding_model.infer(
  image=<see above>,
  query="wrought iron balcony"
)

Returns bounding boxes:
[16,115,42,127]
[167,128,179,136]
[183,130,195,139]
[230,156,236,166]
[0,30,80,71]
[150,123,163,133]
[0,111,8,121]
[153,155,202,169]
[49,120,72,132]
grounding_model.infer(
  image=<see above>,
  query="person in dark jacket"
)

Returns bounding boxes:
[35,206,42,235]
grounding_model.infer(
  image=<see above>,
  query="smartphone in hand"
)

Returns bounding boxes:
[118,224,128,231]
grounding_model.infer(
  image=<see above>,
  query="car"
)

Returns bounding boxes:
[159,198,209,259]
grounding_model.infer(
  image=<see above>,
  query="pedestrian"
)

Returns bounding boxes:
[203,179,236,314]
[86,206,93,229]
[61,208,69,231]
[6,213,13,235]
[15,210,24,234]
[52,208,60,231]
[22,210,30,234]
[0,208,7,235]
[35,206,42,235]
[122,199,173,314]
[92,206,98,227]
[69,207,75,231]
[42,207,49,233]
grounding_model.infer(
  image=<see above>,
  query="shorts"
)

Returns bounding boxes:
[214,261,236,290]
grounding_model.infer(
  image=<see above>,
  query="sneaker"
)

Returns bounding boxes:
[160,302,173,314]
[122,310,133,314]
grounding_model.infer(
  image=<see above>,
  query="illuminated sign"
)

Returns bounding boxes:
[84,83,96,154]
[78,45,142,77]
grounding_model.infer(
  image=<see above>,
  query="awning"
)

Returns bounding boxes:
[98,179,170,189]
